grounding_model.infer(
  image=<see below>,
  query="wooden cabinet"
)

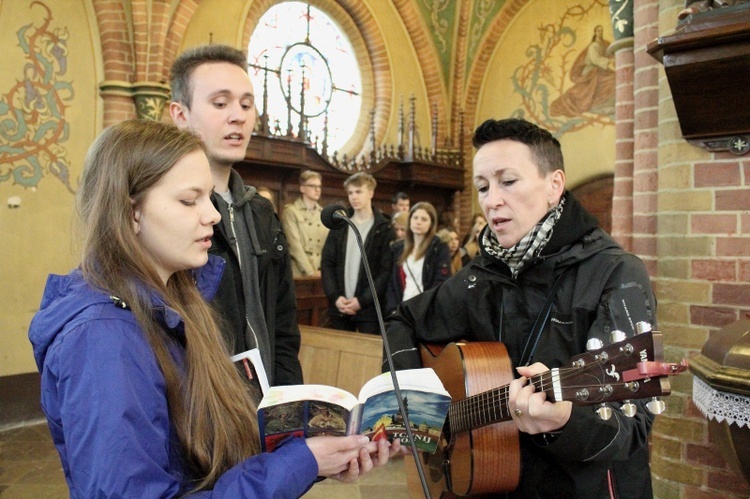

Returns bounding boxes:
[648,6,750,154]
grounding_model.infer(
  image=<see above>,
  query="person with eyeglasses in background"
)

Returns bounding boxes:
[282,170,329,277]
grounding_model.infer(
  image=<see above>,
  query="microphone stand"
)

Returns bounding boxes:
[340,217,432,499]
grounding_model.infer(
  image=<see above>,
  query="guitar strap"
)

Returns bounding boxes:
[518,271,565,366]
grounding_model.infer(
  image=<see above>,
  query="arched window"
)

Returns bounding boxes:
[248,2,362,154]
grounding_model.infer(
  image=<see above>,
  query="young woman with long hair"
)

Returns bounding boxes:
[437,227,470,275]
[385,202,451,315]
[462,212,488,259]
[28,120,397,497]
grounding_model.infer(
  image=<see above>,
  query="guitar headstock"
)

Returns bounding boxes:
[541,331,688,415]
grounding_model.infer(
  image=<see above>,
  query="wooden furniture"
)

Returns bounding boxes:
[298,325,383,395]
[294,276,328,327]
[689,319,750,484]
[235,133,464,221]
[647,5,750,154]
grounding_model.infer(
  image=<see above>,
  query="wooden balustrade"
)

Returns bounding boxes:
[298,325,383,394]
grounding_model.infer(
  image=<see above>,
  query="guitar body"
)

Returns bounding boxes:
[415,341,520,497]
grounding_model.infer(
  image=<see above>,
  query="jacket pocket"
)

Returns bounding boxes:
[269,229,288,262]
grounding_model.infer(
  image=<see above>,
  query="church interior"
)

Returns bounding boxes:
[1,0,749,497]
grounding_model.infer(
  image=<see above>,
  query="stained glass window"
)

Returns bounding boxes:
[248,2,362,153]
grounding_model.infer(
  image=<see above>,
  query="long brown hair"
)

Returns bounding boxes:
[398,201,438,266]
[76,119,260,491]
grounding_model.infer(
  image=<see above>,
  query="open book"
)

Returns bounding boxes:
[258,368,451,453]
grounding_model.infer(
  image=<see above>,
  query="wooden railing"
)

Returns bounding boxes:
[294,276,328,327]
[298,325,383,394]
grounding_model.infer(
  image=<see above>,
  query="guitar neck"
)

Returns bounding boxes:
[448,380,519,433]
[446,331,685,434]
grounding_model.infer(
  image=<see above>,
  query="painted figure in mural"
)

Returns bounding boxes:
[550,25,615,118]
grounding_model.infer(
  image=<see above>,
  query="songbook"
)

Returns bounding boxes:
[257,368,451,453]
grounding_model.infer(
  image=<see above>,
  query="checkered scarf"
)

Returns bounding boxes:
[482,196,565,278]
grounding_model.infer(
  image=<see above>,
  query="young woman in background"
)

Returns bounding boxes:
[386,201,451,315]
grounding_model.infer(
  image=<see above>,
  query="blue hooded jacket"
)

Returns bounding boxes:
[28,256,318,498]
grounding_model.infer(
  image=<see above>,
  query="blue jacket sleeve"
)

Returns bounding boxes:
[199,438,318,498]
[42,314,317,498]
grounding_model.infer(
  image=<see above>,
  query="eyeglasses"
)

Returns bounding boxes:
[303,184,322,190]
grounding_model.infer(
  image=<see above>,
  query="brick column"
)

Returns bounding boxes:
[631,0,660,277]
[611,40,635,251]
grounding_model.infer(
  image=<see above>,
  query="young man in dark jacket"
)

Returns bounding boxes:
[321,172,394,334]
[170,45,302,386]
[386,118,657,497]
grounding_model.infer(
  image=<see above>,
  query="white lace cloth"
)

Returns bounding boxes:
[693,376,750,428]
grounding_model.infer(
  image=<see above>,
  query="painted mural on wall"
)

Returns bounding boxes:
[609,0,633,39]
[416,0,507,91]
[417,0,457,88]
[0,1,74,193]
[468,0,506,80]
[511,0,614,137]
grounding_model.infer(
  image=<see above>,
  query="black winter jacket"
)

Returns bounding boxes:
[209,170,302,387]
[385,235,451,314]
[320,207,394,322]
[385,192,657,498]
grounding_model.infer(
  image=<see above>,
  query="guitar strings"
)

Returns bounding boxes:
[449,345,645,433]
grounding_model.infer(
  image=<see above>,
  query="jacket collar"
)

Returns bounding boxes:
[227,168,257,207]
[113,255,226,329]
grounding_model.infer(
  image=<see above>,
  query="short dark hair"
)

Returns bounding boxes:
[170,45,248,108]
[391,191,409,204]
[472,118,564,175]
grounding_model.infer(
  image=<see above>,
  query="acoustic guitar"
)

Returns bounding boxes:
[405,331,688,498]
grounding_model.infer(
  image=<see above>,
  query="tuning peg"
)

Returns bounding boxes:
[586,338,603,351]
[646,397,666,415]
[596,404,613,420]
[596,404,612,420]
[621,400,637,417]
[635,321,652,335]
[610,329,626,344]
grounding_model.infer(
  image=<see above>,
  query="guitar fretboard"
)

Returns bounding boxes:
[448,375,547,434]
[445,331,673,435]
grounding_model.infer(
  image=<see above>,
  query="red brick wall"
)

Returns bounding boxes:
[645,0,750,496]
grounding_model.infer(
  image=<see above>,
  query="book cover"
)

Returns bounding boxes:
[257,368,451,453]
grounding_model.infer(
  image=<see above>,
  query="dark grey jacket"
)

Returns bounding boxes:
[321,206,394,322]
[209,170,302,387]
[385,192,657,498]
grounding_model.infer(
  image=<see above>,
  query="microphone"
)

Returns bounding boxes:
[320,204,432,499]
[320,204,348,230]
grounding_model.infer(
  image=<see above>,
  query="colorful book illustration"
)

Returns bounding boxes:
[257,368,451,453]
